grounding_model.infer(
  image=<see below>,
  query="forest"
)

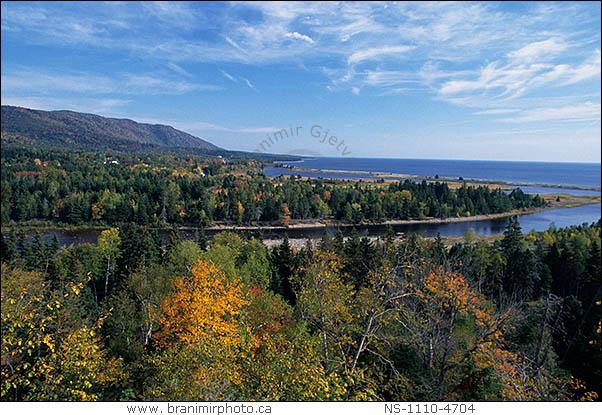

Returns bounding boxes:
[1,146,546,227]
[1,218,600,401]
[2,0,600,406]
[1,145,598,402]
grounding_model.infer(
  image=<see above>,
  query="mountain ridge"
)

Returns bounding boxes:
[1,105,222,153]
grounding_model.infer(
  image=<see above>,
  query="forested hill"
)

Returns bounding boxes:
[1,105,222,153]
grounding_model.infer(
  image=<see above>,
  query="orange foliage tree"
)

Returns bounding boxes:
[147,260,248,399]
[280,203,291,226]
[147,258,343,400]
[156,260,248,349]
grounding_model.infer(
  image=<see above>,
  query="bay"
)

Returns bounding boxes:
[267,157,601,189]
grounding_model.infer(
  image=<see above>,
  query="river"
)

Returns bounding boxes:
[15,202,601,247]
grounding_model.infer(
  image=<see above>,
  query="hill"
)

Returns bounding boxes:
[1,105,221,153]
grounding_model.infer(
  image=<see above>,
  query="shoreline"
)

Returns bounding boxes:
[198,193,601,231]
[3,194,600,234]
[271,165,602,192]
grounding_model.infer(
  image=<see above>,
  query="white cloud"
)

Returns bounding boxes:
[285,32,314,43]
[1,71,115,94]
[124,74,217,94]
[1,69,221,96]
[507,38,568,63]
[166,62,192,77]
[142,1,198,28]
[561,49,601,85]
[219,70,257,91]
[2,1,599,127]
[1,95,130,115]
[433,49,601,110]
[133,117,280,134]
[223,35,248,55]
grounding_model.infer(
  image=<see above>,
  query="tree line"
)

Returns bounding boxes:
[1,147,546,227]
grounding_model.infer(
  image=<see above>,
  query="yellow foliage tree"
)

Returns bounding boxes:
[148,260,248,400]
[296,250,355,374]
[148,258,344,400]
[239,286,346,400]
[157,260,248,349]
[1,265,125,401]
[413,267,595,401]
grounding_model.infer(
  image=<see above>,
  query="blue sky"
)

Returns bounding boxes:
[1,1,600,162]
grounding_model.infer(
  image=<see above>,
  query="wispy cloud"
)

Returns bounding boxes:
[430,47,601,113]
[243,78,256,90]
[1,95,131,115]
[1,68,221,95]
[223,35,248,56]
[133,117,280,135]
[219,70,256,90]
[166,62,192,77]
[141,2,199,29]
[474,108,521,115]
[1,1,599,130]
[507,38,568,63]
[348,45,415,65]
[499,102,601,123]
[221,70,237,83]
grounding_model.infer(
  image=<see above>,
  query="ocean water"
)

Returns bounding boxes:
[268,157,601,189]
[261,157,601,235]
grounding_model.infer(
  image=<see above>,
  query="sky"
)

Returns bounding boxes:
[1,1,600,162]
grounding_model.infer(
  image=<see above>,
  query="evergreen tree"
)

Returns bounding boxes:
[318,230,333,252]
[49,234,60,256]
[500,216,535,299]
[197,227,208,252]
[16,230,29,263]
[343,228,364,288]
[333,229,345,256]
[270,235,296,306]
[1,230,17,264]
[29,231,46,271]
[428,233,448,266]
[164,225,182,262]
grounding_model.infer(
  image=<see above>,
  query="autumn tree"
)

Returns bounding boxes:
[280,202,291,226]
[1,264,126,401]
[295,250,354,373]
[147,260,248,400]
[238,286,346,400]
[97,228,121,299]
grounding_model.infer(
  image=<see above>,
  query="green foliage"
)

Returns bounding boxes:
[1,147,546,228]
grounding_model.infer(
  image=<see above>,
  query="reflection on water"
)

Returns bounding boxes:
[17,203,601,247]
